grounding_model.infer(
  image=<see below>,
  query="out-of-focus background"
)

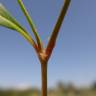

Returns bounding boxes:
[0,81,96,96]
[0,0,96,95]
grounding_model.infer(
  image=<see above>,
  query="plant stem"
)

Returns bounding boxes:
[41,61,47,96]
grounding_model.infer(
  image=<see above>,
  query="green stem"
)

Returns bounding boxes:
[41,61,47,96]
[18,0,43,50]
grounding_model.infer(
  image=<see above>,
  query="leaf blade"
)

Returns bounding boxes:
[0,4,38,51]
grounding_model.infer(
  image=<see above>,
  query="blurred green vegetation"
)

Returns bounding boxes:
[0,82,96,96]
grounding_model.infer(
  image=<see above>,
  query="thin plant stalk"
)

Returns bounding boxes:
[0,0,71,96]
[18,0,43,50]
[41,61,47,96]
[46,0,71,59]
[40,1,71,96]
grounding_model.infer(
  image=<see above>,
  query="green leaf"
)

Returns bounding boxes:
[0,3,37,50]
[18,0,43,51]
[0,3,24,31]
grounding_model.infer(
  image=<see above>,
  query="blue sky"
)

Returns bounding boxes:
[0,0,96,88]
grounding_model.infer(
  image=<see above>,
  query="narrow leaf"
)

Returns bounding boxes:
[0,3,26,32]
[0,4,38,50]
